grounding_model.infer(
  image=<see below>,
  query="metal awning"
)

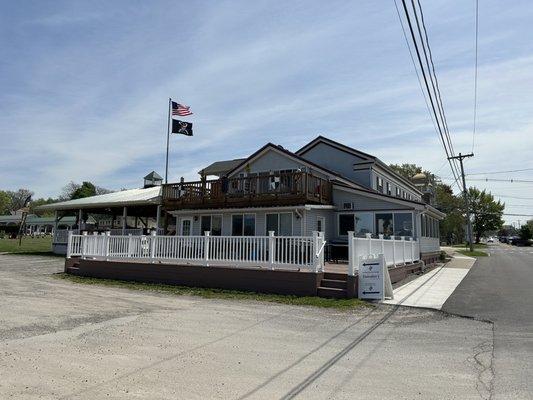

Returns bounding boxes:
[36,186,162,212]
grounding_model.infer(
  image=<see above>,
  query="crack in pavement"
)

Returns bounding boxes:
[468,322,495,400]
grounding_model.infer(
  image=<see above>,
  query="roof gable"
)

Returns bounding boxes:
[225,143,363,188]
[296,136,376,162]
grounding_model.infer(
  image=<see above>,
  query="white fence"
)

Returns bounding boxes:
[347,232,420,276]
[67,231,326,272]
[55,228,145,244]
[108,228,144,236]
[53,229,71,244]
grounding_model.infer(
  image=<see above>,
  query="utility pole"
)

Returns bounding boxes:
[449,153,474,252]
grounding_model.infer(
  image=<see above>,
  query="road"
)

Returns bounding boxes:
[443,242,533,400]
[0,253,495,399]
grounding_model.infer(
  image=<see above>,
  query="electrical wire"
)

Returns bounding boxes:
[467,167,533,175]
[414,0,461,178]
[396,0,462,188]
[471,0,479,153]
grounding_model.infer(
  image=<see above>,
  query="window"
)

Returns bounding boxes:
[265,213,292,236]
[317,217,325,233]
[355,212,373,235]
[376,177,384,193]
[396,187,401,197]
[201,215,222,236]
[375,213,393,236]
[232,214,255,236]
[393,213,413,237]
[338,214,355,236]
[421,215,426,237]
[386,182,392,196]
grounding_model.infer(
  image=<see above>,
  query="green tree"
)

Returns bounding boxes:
[60,181,111,200]
[435,183,465,244]
[29,197,57,217]
[519,225,532,241]
[0,190,12,214]
[389,163,436,186]
[5,189,33,212]
[468,188,505,243]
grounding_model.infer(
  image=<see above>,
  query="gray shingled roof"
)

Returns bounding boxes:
[199,158,246,177]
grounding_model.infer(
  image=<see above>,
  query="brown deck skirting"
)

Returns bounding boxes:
[68,259,323,297]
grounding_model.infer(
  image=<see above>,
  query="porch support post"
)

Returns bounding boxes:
[53,211,58,238]
[78,209,83,234]
[347,231,355,276]
[122,206,127,235]
[268,231,275,270]
[156,205,162,234]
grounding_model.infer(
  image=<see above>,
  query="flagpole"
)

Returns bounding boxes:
[165,97,171,184]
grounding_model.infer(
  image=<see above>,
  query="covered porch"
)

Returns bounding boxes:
[36,186,166,254]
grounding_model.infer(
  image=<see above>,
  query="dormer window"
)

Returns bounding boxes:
[386,182,392,196]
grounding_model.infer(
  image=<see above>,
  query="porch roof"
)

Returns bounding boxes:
[36,186,162,212]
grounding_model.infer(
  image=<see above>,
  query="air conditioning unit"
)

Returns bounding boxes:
[343,202,354,210]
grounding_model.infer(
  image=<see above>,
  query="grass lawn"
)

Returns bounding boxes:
[456,249,488,257]
[0,236,54,255]
[452,243,487,249]
[54,273,369,310]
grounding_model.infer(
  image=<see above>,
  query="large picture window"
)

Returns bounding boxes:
[232,214,255,236]
[338,214,355,236]
[355,212,373,235]
[375,213,393,236]
[200,215,222,236]
[393,213,412,237]
[265,213,292,236]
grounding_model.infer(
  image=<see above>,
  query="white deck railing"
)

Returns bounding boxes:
[53,229,71,244]
[108,228,144,236]
[347,232,420,276]
[54,228,146,244]
[67,231,326,272]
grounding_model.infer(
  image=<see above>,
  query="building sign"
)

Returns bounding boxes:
[358,255,384,300]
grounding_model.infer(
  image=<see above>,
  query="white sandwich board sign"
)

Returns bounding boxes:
[358,254,394,300]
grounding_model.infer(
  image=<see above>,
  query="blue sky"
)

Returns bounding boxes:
[1,0,532,224]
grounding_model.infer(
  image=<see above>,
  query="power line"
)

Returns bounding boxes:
[492,194,533,200]
[396,0,462,187]
[393,0,441,153]
[468,167,533,175]
[471,0,479,153]
[414,0,461,179]
[467,178,533,184]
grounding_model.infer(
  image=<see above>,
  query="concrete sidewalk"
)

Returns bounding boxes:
[383,254,476,310]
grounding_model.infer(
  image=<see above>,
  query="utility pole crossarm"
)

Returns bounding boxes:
[448,153,474,252]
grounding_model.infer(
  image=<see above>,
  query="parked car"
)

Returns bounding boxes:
[508,236,520,245]
[487,237,494,243]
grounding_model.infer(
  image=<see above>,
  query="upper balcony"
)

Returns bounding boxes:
[162,171,332,209]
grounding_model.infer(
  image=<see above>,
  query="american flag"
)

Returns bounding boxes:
[172,101,193,116]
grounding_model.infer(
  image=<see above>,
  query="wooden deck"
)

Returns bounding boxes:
[162,171,332,210]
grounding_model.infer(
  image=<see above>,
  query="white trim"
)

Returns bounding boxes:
[336,211,415,238]
[265,212,294,236]
[228,145,357,187]
[169,204,335,216]
[179,217,193,236]
[199,214,223,236]
[230,212,257,236]
[333,184,425,210]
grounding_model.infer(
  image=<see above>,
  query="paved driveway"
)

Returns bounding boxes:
[1,254,494,399]
[443,242,533,400]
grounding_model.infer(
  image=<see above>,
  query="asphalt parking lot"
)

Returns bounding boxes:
[0,254,494,399]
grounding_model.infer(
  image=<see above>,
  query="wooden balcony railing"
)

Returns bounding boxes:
[162,171,332,209]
